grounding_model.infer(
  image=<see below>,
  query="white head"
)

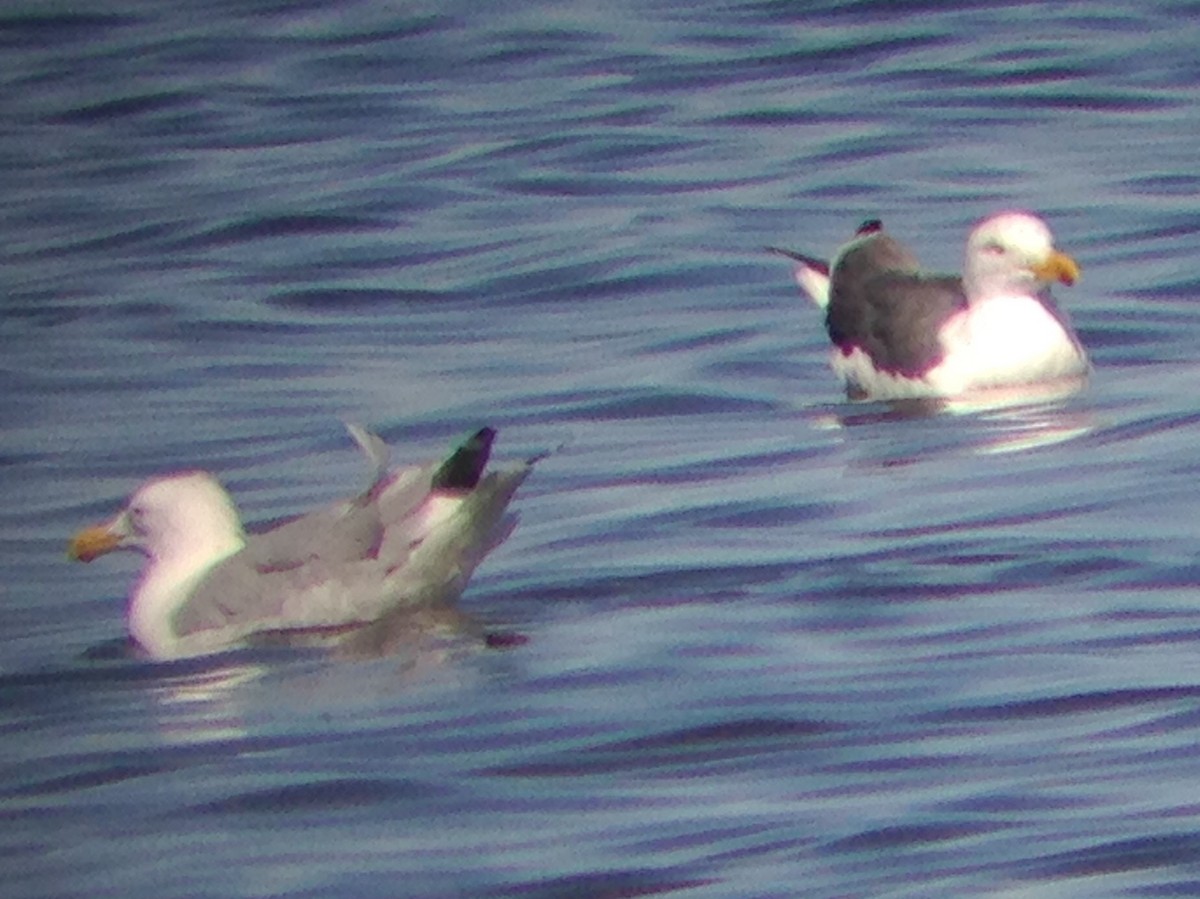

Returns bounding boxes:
[71,471,245,564]
[963,212,1080,302]
[69,471,247,656]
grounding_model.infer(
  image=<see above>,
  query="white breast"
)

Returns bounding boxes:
[932,294,1088,392]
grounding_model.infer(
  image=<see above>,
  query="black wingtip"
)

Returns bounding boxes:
[765,246,829,276]
[855,219,883,236]
[432,427,496,492]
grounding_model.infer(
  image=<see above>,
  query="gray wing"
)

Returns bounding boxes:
[242,424,395,570]
[172,429,530,643]
[826,233,967,377]
[366,426,497,570]
[335,467,531,658]
[241,426,493,577]
[245,499,383,571]
[170,551,392,639]
[830,233,921,296]
[376,464,533,606]
[171,552,320,636]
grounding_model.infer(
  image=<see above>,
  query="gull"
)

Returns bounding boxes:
[68,425,533,660]
[769,212,1089,400]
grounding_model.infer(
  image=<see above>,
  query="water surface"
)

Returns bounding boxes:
[3,2,1200,896]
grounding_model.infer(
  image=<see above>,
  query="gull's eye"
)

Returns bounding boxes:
[128,505,148,533]
[982,241,1005,256]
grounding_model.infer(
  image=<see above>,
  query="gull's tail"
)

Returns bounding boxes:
[767,246,831,309]
[768,219,884,310]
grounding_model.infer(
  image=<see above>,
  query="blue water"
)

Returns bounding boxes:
[4,1,1200,896]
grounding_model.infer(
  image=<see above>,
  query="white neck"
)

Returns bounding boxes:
[963,267,1037,306]
[128,530,245,658]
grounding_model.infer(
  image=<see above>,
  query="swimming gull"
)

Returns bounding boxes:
[769,211,1089,400]
[68,425,534,660]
